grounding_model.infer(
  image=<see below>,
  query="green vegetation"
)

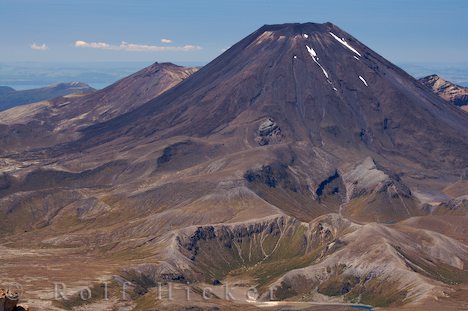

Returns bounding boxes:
[346,277,408,307]
[318,274,360,296]
[180,221,330,291]
[273,281,298,300]
[397,247,468,285]
[315,264,409,307]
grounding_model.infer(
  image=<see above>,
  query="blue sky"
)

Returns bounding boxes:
[1,0,467,64]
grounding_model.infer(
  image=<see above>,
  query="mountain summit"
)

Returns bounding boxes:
[81,22,467,169]
[1,23,467,310]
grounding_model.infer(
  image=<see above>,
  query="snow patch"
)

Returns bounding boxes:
[303,34,309,39]
[359,75,368,87]
[353,56,360,60]
[306,45,317,57]
[293,55,297,59]
[306,45,329,79]
[305,45,338,91]
[330,32,362,57]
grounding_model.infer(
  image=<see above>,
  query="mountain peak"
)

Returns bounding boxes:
[259,22,334,33]
[78,22,468,171]
[420,74,468,107]
[48,81,94,89]
[149,61,183,68]
[138,62,193,78]
[226,21,363,68]
[253,22,353,43]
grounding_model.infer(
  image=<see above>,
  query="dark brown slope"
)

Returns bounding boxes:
[80,23,468,170]
[59,62,199,123]
[0,62,197,153]
[419,74,468,108]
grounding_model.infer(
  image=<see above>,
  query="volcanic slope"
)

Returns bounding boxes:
[0,62,198,153]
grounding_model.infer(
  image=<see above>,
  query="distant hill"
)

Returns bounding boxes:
[419,74,468,111]
[0,82,95,111]
[0,86,15,96]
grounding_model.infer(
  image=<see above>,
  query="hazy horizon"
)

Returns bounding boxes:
[2,60,468,91]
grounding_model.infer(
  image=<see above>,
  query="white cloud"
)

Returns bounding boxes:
[74,40,110,49]
[74,40,201,52]
[31,43,48,51]
[161,38,172,44]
